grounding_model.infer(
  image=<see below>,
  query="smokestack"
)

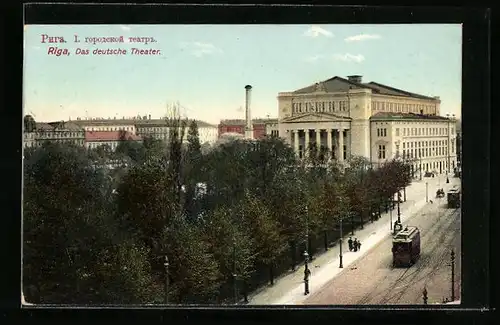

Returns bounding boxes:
[245,85,253,139]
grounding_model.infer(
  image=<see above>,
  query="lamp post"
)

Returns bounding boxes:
[423,287,428,305]
[305,205,310,258]
[426,181,429,203]
[232,237,238,305]
[339,217,343,268]
[397,190,401,223]
[390,196,393,230]
[451,250,455,301]
[303,250,310,295]
[419,155,423,180]
[164,255,169,304]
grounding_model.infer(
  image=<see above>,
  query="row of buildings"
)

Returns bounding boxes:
[217,75,459,175]
[24,75,459,176]
[23,116,220,150]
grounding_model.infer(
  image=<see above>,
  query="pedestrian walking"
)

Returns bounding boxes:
[357,240,362,251]
[353,238,358,252]
[348,237,353,251]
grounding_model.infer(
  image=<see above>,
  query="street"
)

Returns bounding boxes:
[303,198,461,305]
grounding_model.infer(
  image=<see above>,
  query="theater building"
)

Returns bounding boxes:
[276,75,457,173]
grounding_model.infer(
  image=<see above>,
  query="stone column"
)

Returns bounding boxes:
[315,129,321,152]
[345,129,351,160]
[327,129,333,159]
[293,129,300,156]
[304,129,310,158]
[338,129,344,162]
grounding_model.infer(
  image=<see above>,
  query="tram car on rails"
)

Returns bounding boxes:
[447,188,461,208]
[392,226,421,268]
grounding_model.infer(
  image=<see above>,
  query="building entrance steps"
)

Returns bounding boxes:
[247,173,460,305]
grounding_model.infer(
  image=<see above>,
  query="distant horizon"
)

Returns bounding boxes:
[24,24,462,124]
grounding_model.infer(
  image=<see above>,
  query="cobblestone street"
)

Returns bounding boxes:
[304,200,461,305]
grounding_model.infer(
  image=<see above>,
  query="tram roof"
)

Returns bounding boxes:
[393,226,419,242]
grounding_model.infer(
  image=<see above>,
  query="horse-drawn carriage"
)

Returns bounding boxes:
[436,188,445,198]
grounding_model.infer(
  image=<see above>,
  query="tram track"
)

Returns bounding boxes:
[354,206,460,305]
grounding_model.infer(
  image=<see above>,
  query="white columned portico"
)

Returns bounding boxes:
[327,129,333,158]
[316,129,321,151]
[293,129,299,156]
[338,129,344,162]
[304,129,310,157]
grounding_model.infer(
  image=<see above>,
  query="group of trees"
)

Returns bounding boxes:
[23,116,413,305]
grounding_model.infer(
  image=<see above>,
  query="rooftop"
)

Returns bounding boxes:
[290,76,438,101]
[85,131,142,142]
[220,118,279,126]
[370,112,451,121]
[71,117,216,128]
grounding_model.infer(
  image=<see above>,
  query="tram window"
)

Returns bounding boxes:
[393,242,410,250]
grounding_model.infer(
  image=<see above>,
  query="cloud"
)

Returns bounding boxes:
[344,34,381,42]
[120,25,131,31]
[180,41,223,57]
[304,54,324,63]
[304,25,333,38]
[332,53,365,63]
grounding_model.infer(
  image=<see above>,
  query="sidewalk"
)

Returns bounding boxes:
[248,173,460,305]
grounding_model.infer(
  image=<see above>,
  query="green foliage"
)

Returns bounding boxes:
[115,160,175,256]
[201,206,255,281]
[163,218,221,303]
[238,191,287,266]
[23,143,157,304]
[23,132,415,304]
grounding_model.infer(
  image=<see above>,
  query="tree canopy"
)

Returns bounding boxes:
[23,130,414,304]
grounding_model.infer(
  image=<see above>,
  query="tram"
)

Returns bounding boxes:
[447,188,461,208]
[392,226,421,268]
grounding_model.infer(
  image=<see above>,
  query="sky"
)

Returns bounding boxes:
[24,24,462,124]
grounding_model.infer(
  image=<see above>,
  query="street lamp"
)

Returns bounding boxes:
[232,238,238,305]
[426,181,429,203]
[164,255,169,304]
[305,205,310,258]
[397,190,401,223]
[390,195,393,230]
[339,217,343,268]
[303,250,310,295]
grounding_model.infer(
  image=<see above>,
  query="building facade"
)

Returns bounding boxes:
[218,118,274,139]
[73,117,137,134]
[370,112,458,176]
[34,121,85,147]
[23,132,36,148]
[276,75,457,172]
[135,118,218,144]
[85,131,142,151]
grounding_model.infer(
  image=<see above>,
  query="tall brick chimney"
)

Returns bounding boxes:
[244,85,253,139]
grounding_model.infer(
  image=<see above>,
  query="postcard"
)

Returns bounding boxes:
[22,22,462,306]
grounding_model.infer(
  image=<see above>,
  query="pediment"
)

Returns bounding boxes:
[282,112,352,123]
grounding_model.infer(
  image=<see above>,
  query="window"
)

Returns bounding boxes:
[378,145,386,159]
[377,128,380,137]
[396,128,400,136]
